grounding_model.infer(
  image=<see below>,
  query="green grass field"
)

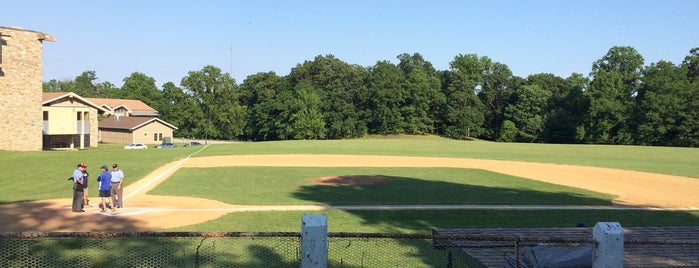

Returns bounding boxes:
[197,138,699,178]
[150,167,615,205]
[1,137,698,232]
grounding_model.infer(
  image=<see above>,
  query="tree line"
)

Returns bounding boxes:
[43,46,699,147]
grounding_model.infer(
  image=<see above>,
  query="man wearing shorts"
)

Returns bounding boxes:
[97,165,115,212]
[110,164,125,208]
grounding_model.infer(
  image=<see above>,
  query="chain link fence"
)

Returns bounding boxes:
[624,239,699,267]
[1,231,698,267]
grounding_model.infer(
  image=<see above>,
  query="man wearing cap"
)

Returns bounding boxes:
[110,164,125,208]
[71,163,86,213]
[97,165,116,212]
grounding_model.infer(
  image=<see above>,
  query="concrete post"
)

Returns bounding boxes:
[300,214,327,268]
[592,222,624,268]
[79,111,86,149]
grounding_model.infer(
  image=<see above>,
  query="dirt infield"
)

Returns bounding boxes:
[1,154,697,232]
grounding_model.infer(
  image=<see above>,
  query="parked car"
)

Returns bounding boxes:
[183,141,203,147]
[156,142,177,148]
[124,143,148,150]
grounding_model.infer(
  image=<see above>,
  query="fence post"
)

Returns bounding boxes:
[300,214,328,268]
[592,222,623,268]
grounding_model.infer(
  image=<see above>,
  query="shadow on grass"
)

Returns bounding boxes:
[293,175,612,206]
[291,174,699,267]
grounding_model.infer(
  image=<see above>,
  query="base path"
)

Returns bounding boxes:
[1,154,697,232]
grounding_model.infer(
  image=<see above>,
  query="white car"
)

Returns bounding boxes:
[124,143,148,150]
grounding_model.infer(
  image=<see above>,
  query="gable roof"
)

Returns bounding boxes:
[42,92,109,113]
[99,115,177,131]
[86,98,158,116]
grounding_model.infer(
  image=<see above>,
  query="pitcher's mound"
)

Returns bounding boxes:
[313,175,390,185]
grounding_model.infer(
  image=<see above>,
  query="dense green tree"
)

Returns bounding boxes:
[39,46,699,147]
[527,73,590,143]
[584,46,644,144]
[43,79,74,92]
[120,72,165,112]
[362,60,404,134]
[499,120,517,142]
[396,53,444,134]
[160,82,202,139]
[288,82,325,139]
[288,55,367,139]
[94,81,118,98]
[684,47,699,83]
[505,84,551,142]
[635,60,698,146]
[442,54,486,139]
[478,61,515,140]
[43,71,118,98]
[74,71,98,96]
[239,72,289,141]
[180,65,246,140]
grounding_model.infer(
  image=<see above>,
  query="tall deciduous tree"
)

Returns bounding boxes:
[120,72,165,112]
[584,46,644,144]
[74,71,98,97]
[526,73,589,143]
[504,84,551,142]
[479,61,515,140]
[160,81,202,139]
[288,55,367,139]
[180,65,246,140]
[396,53,444,134]
[442,54,486,139]
[635,60,698,146]
[289,82,325,139]
[239,71,289,141]
[684,47,699,83]
[362,60,404,134]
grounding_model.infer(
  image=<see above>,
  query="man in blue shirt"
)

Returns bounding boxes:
[97,165,115,212]
[71,163,86,213]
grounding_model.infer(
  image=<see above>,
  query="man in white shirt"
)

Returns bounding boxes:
[110,163,125,208]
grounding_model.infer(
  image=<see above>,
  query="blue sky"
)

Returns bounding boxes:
[3,0,698,87]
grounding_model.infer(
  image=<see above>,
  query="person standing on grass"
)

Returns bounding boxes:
[110,163,125,208]
[71,163,86,213]
[96,165,115,212]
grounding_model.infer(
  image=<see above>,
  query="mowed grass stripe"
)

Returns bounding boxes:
[199,139,699,178]
[148,167,614,205]
[162,209,699,233]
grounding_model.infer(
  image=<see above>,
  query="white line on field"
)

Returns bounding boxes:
[123,145,209,201]
[92,204,698,217]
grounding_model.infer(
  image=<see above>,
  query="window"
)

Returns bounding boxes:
[153,133,163,142]
[43,111,48,121]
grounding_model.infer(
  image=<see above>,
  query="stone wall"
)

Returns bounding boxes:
[0,27,55,151]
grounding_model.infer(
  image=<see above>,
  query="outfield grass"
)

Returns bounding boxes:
[200,138,699,178]
[1,137,697,204]
[0,144,196,203]
[150,167,615,205]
